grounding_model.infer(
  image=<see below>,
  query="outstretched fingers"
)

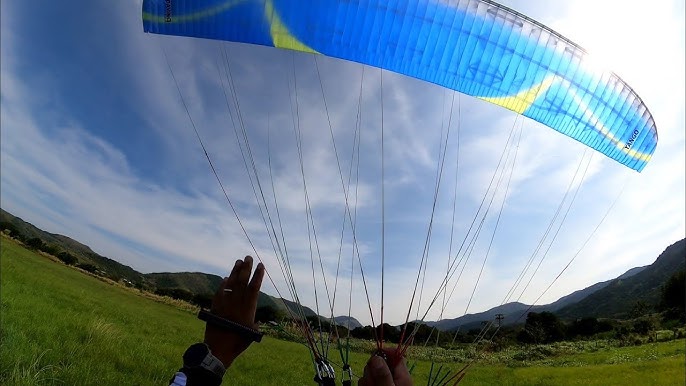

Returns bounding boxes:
[236,255,254,291]
[247,262,265,302]
[204,256,266,368]
[222,259,243,290]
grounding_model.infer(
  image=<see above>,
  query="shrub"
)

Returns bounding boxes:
[57,252,78,265]
[632,318,655,335]
[154,287,194,302]
[76,263,98,273]
[659,270,685,322]
[39,243,60,256]
[629,300,651,318]
[517,312,566,344]
[0,222,22,239]
[26,237,44,250]
[254,305,288,323]
[351,325,375,340]
[191,293,213,309]
[511,345,554,361]
[376,323,400,343]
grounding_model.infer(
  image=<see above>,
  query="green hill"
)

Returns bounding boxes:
[556,238,686,319]
[144,271,223,295]
[1,208,320,318]
[4,207,680,326]
[142,271,316,316]
[0,209,145,284]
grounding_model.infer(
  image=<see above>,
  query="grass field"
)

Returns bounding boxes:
[1,238,684,385]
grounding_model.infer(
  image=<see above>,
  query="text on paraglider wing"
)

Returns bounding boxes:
[624,129,639,150]
[164,0,172,22]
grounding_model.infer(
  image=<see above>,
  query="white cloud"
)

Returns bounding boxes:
[1,0,684,327]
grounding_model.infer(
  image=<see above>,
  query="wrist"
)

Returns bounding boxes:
[204,338,238,368]
[201,309,263,369]
[181,342,226,385]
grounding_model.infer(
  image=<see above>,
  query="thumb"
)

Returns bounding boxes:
[369,355,394,386]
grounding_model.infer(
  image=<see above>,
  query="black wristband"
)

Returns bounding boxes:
[198,309,263,343]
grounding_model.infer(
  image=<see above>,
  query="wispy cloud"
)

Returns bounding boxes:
[1,0,684,326]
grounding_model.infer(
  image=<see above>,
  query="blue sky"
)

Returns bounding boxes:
[2,0,684,325]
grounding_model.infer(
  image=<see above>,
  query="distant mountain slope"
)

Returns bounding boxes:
[1,209,145,284]
[544,265,647,312]
[333,316,363,329]
[135,271,319,317]
[4,208,681,328]
[556,238,685,319]
[429,262,651,331]
[429,302,529,331]
[145,272,223,295]
[0,209,319,317]
[1,209,95,259]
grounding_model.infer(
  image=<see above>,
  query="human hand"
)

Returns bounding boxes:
[204,255,265,368]
[358,349,413,386]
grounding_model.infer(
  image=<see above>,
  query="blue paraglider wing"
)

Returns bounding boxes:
[143,0,657,172]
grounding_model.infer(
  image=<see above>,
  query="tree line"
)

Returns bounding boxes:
[4,220,682,347]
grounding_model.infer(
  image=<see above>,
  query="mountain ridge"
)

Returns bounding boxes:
[427,264,647,332]
[555,238,685,319]
[2,208,682,328]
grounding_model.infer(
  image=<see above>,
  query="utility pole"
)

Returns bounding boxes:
[495,313,504,328]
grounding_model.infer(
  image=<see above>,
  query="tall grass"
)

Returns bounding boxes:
[1,238,684,385]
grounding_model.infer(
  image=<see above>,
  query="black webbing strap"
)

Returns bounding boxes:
[197,309,263,343]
